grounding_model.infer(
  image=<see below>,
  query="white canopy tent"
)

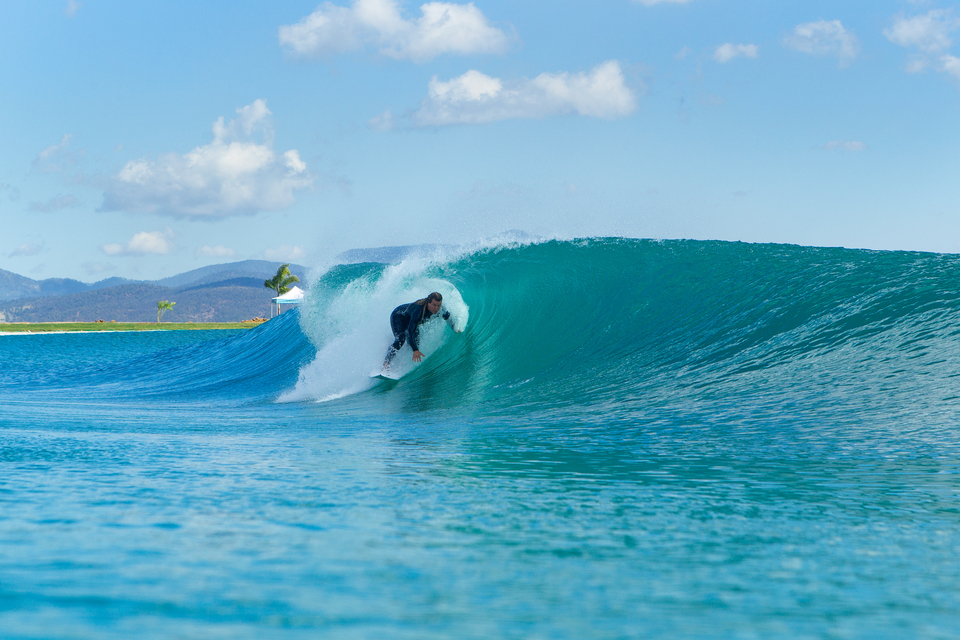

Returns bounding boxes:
[271,286,304,317]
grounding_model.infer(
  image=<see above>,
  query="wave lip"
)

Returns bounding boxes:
[282,238,960,424]
[281,256,470,403]
[22,237,960,424]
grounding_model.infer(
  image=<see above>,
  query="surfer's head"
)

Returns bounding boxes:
[420,292,442,314]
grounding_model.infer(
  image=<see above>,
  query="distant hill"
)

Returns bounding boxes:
[0,260,307,303]
[0,261,308,323]
[1,280,276,323]
[0,268,136,302]
[154,260,307,288]
[0,268,41,301]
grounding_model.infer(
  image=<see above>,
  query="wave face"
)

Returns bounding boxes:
[14,237,960,426]
[7,238,960,640]
[1,312,315,404]
[280,238,960,427]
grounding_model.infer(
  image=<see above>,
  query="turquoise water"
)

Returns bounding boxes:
[2,238,960,638]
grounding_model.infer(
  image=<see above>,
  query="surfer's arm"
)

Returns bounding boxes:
[411,311,424,361]
[407,306,423,352]
[442,310,461,333]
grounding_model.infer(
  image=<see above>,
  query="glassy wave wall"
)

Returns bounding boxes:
[278,237,960,428]
[13,237,960,428]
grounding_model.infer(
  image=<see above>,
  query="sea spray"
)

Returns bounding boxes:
[281,255,470,403]
[14,237,960,422]
[277,237,960,423]
[6,237,960,639]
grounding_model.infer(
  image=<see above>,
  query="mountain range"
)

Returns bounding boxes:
[0,240,510,323]
[0,261,308,323]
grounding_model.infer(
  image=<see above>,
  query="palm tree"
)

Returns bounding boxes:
[264,264,300,296]
[157,300,176,323]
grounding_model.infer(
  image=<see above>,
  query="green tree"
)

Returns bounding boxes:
[157,300,176,323]
[264,264,300,296]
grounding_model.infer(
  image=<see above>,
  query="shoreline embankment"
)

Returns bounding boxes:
[0,321,266,334]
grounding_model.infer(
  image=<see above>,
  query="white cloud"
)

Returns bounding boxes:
[65,0,81,17]
[405,60,638,127]
[884,11,960,79]
[942,54,960,79]
[102,230,174,256]
[33,134,79,175]
[9,243,44,258]
[37,134,73,161]
[196,245,237,258]
[264,245,306,261]
[28,195,78,213]
[102,100,313,218]
[904,57,929,73]
[279,0,509,62]
[1,183,20,203]
[885,10,959,53]
[82,261,116,276]
[822,140,867,151]
[367,110,396,131]
[784,20,859,67]
[713,43,758,63]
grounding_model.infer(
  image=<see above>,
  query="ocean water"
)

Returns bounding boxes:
[2,238,960,639]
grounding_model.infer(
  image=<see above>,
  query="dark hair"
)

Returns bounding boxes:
[415,292,443,306]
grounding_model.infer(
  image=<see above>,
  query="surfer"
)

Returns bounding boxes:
[383,292,459,368]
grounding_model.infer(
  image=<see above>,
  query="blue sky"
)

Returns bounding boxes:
[1,0,959,281]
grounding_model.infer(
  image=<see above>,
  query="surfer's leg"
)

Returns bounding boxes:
[384,313,407,366]
[384,337,405,366]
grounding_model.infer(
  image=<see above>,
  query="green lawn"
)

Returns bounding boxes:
[0,321,267,333]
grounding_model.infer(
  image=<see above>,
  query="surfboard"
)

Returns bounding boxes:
[370,370,400,381]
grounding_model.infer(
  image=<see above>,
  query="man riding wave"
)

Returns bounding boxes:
[383,291,459,368]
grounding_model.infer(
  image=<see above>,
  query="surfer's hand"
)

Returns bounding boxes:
[412,350,424,362]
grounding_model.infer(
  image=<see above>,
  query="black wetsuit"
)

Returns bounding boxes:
[385,301,451,363]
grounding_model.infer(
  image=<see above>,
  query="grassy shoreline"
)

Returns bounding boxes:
[0,321,267,333]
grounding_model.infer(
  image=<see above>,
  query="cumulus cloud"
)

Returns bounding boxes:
[264,245,306,261]
[37,134,73,161]
[279,0,509,62]
[885,10,960,77]
[942,54,960,79]
[82,262,116,276]
[32,134,79,175]
[821,140,867,151]
[713,43,758,63]
[784,20,859,66]
[0,182,21,203]
[28,195,79,213]
[102,100,313,218]
[367,110,396,131]
[102,230,174,256]
[885,10,959,52]
[392,60,637,127]
[196,245,237,258]
[9,242,44,258]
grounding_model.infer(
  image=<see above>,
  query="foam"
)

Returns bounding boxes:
[279,255,469,403]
